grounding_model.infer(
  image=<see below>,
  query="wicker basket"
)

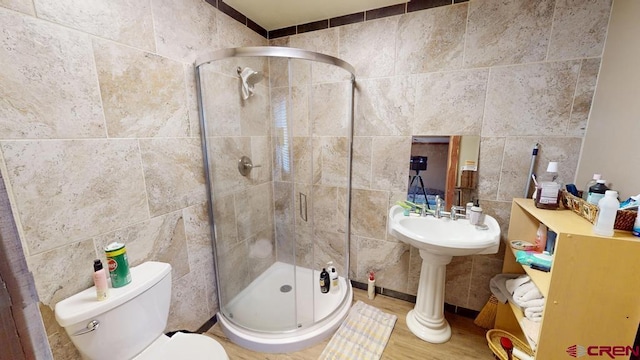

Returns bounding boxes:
[486,329,534,360]
[561,190,637,231]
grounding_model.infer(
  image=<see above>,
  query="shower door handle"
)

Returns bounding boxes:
[299,193,307,222]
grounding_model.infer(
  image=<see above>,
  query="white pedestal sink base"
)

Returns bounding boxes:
[407,250,453,344]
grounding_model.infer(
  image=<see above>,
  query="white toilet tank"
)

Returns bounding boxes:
[55,261,172,360]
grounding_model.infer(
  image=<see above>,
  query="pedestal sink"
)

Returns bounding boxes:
[388,205,500,343]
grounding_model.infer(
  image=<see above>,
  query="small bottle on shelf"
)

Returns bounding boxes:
[593,190,619,237]
[582,173,601,200]
[586,180,609,205]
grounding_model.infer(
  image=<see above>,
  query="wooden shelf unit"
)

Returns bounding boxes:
[495,198,640,359]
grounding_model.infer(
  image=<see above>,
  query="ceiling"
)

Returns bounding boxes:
[223,0,408,31]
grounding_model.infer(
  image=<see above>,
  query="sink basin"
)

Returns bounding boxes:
[388,205,500,256]
[387,204,501,344]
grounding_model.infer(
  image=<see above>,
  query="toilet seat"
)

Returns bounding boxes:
[135,332,229,360]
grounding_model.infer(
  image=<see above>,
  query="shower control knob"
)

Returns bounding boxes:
[238,155,261,176]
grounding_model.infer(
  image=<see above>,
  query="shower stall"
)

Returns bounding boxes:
[195,47,355,352]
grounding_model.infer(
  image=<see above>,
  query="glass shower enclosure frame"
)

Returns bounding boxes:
[195,46,355,352]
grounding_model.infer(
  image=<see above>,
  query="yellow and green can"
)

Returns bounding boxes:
[104,242,132,288]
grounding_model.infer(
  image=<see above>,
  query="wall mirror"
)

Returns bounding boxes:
[408,135,480,210]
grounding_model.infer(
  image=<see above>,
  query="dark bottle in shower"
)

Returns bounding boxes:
[320,268,330,293]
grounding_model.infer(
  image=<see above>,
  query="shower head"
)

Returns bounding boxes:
[238,67,263,100]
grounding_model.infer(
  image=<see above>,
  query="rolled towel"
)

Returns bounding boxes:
[513,281,543,304]
[490,274,521,303]
[505,275,530,294]
[520,318,541,350]
[515,297,545,310]
[524,305,544,322]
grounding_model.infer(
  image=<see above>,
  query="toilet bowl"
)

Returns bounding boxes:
[54,261,228,360]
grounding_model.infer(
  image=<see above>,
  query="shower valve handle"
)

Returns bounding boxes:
[238,156,261,176]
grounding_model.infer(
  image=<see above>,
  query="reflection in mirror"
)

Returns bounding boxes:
[408,136,480,210]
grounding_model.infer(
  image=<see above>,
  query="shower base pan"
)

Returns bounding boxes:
[218,261,353,353]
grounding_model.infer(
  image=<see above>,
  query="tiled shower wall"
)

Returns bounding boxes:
[0,0,612,357]
[270,0,611,310]
[0,0,266,358]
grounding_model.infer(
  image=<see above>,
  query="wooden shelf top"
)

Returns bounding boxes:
[513,198,638,241]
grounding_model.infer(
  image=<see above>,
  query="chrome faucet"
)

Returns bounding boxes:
[450,205,466,220]
[434,196,443,219]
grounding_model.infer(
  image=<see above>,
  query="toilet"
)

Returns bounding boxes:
[54,261,228,360]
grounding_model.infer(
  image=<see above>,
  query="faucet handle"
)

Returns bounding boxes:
[450,205,466,220]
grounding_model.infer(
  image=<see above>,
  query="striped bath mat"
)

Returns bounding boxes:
[319,301,397,360]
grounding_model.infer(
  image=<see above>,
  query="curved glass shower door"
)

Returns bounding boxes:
[196,47,354,338]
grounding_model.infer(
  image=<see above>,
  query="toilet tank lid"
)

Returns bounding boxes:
[54,261,171,327]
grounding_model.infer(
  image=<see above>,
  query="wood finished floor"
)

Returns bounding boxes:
[205,288,495,359]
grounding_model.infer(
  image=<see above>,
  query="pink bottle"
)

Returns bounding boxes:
[92,259,109,301]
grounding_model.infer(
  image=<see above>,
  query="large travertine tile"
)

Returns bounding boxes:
[477,137,505,200]
[568,58,601,137]
[273,181,294,258]
[247,227,276,281]
[468,256,503,311]
[464,0,554,67]
[407,246,422,295]
[339,17,398,79]
[271,86,309,137]
[356,236,410,292]
[311,82,351,137]
[184,202,214,275]
[414,69,488,135]
[152,0,217,62]
[396,4,467,74]
[35,0,154,52]
[355,77,415,136]
[483,61,581,137]
[547,0,612,61]
[312,185,340,233]
[240,88,270,137]
[211,193,238,256]
[184,65,201,138]
[234,182,273,242]
[0,9,105,139]
[217,10,267,49]
[289,28,350,84]
[313,229,347,276]
[351,137,372,190]
[292,137,313,184]
[167,270,210,331]
[351,189,388,240]
[93,39,189,138]
[497,137,582,201]
[249,136,272,186]
[27,239,95,306]
[207,136,251,196]
[444,256,472,307]
[0,0,34,15]
[218,241,249,305]
[1,140,148,254]
[317,137,349,187]
[139,138,206,217]
[200,69,242,136]
[371,136,412,192]
[93,211,190,281]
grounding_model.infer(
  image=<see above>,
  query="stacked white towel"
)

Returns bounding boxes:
[505,275,545,322]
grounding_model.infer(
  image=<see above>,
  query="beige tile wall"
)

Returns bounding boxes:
[271,0,611,311]
[0,0,265,358]
[0,0,612,357]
